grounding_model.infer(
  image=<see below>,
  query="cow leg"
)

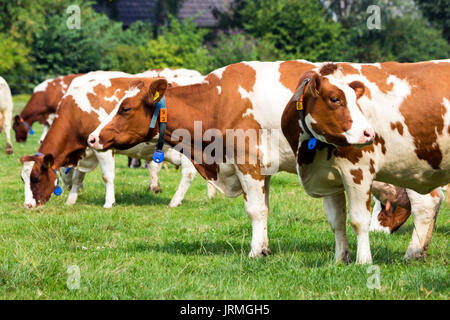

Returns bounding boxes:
[95,150,116,208]
[66,170,86,205]
[207,182,217,199]
[237,171,270,258]
[147,161,163,193]
[344,176,373,264]
[323,192,351,263]
[404,189,443,259]
[168,156,197,208]
[3,106,12,154]
[0,111,3,133]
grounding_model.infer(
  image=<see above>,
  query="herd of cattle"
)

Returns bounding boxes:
[0,59,449,264]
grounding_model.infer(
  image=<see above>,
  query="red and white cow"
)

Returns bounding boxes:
[0,76,14,154]
[20,70,213,209]
[13,74,82,144]
[87,60,444,261]
[281,60,450,263]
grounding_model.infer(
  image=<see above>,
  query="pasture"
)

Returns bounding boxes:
[0,96,448,300]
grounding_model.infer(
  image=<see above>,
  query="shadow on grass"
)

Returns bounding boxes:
[126,236,410,266]
[78,191,172,207]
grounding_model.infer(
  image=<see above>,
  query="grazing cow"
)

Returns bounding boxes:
[281,60,450,263]
[0,76,13,154]
[20,70,212,208]
[13,74,82,143]
[87,60,441,260]
[370,182,443,234]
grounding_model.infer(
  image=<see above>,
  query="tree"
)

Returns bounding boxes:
[416,0,450,41]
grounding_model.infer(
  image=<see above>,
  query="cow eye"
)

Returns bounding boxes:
[330,97,341,104]
[119,107,131,114]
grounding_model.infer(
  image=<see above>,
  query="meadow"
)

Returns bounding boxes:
[0,95,448,300]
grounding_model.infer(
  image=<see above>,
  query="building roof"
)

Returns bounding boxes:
[93,0,229,28]
[178,0,229,27]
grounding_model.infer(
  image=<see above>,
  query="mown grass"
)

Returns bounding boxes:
[0,96,448,299]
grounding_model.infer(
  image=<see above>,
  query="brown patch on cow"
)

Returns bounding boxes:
[350,168,363,184]
[278,60,316,92]
[374,133,386,154]
[366,189,372,211]
[390,121,404,135]
[243,192,247,201]
[430,189,440,198]
[369,159,375,174]
[333,144,374,164]
[339,63,359,76]
[319,63,338,76]
[360,65,394,94]
[379,61,450,170]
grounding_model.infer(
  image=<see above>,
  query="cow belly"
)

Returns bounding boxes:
[208,163,243,198]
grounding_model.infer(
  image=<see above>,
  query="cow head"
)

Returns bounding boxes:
[291,69,374,147]
[13,115,30,142]
[20,154,57,208]
[88,78,168,151]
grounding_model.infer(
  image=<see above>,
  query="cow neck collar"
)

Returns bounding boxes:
[149,96,167,164]
[291,78,317,150]
[34,151,63,196]
[20,117,35,135]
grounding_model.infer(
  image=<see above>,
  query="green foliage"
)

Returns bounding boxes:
[329,0,450,62]
[31,7,122,81]
[140,16,211,73]
[0,34,33,93]
[217,0,345,62]
[416,0,450,41]
[208,30,279,68]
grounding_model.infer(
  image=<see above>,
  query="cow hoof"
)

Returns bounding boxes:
[337,250,351,264]
[103,202,115,209]
[248,247,271,258]
[5,144,13,155]
[147,185,162,194]
[404,248,425,260]
[168,201,182,208]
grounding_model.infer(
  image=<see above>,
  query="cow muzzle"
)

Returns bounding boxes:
[88,133,103,150]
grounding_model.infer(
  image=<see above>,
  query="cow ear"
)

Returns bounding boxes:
[349,81,365,99]
[149,79,168,103]
[20,155,35,164]
[309,73,322,97]
[42,154,54,171]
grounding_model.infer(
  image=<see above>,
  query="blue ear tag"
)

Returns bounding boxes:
[153,149,165,163]
[308,138,317,150]
[29,129,34,135]
[65,167,72,174]
[54,185,62,196]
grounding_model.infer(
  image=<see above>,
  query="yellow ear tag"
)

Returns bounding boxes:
[153,91,159,101]
[296,95,304,110]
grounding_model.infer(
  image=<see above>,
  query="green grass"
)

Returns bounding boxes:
[0,96,448,299]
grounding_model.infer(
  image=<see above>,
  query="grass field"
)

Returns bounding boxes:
[0,95,448,299]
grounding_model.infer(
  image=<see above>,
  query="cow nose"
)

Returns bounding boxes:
[88,135,97,146]
[363,128,375,143]
[24,203,34,209]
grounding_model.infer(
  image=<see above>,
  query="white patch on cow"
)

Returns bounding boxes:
[22,161,36,208]
[33,79,52,93]
[211,66,226,80]
[216,86,221,95]
[432,59,450,64]
[104,89,121,103]
[88,85,141,148]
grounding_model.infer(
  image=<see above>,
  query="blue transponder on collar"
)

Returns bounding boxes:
[153,149,164,163]
[308,138,317,150]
